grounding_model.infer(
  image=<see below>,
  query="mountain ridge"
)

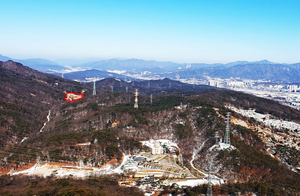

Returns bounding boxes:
[2,53,300,82]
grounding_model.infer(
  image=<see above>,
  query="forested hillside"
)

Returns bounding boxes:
[0,60,300,195]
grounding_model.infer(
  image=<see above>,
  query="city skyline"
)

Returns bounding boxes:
[1,0,300,64]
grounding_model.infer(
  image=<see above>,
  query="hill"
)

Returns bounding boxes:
[61,69,133,81]
[0,60,300,195]
[0,54,11,62]
[2,54,300,83]
[210,63,300,82]
[0,60,91,147]
[17,58,67,72]
[91,77,217,94]
[80,58,181,71]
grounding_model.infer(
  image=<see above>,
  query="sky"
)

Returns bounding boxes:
[1,0,300,64]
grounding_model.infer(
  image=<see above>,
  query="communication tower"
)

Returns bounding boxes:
[225,112,231,144]
[93,80,96,96]
[134,89,139,108]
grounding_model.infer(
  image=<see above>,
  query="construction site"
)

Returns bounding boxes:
[122,142,195,179]
[118,139,224,195]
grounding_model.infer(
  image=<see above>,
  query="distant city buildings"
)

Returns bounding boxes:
[205,77,300,110]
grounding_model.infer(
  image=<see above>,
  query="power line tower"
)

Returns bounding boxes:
[193,77,195,88]
[207,158,213,196]
[134,89,139,109]
[225,112,231,144]
[93,80,96,96]
[215,131,220,144]
[150,94,153,105]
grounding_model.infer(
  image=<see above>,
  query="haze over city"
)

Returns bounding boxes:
[1,0,300,64]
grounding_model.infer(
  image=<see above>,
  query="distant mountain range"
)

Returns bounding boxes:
[0,55,67,72]
[1,54,300,82]
[56,69,134,81]
[0,54,11,62]
[90,77,216,94]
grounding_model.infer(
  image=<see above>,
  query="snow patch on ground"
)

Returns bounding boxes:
[20,137,29,143]
[107,70,127,74]
[9,154,130,178]
[113,154,129,174]
[190,139,208,177]
[228,106,300,131]
[174,178,222,187]
[209,143,236,151]
[40,110,51,132]
[10,163,94,178]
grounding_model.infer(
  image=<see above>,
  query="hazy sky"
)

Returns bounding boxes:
[1,0,300,63]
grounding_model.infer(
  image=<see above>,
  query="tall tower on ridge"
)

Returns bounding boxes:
[206,155,213,196]
[193,77,195,88]
[215,131,220,144]
[93,80,96,96]
[225,112,231,144]
[134,88,139,108]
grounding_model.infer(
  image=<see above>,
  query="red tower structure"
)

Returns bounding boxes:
[134,88,139,108]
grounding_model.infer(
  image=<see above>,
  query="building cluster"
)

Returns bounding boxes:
[206,78,300,110]
[145,139,177,155]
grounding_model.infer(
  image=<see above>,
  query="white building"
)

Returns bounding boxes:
[151,141,164,155]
